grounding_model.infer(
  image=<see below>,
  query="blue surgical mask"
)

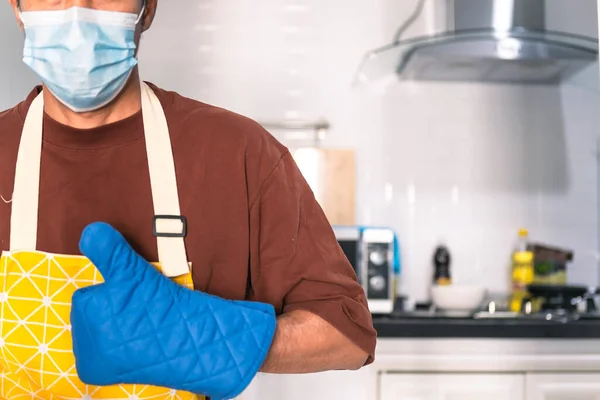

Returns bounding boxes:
[19,4,145,113]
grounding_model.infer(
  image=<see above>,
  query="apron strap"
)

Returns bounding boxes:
[140,82,189,277]
[10,82,189,278]
[10,93,44,252]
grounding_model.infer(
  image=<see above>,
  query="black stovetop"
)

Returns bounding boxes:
[372,308,600,338]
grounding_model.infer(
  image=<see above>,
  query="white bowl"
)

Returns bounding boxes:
[431,285,487,311]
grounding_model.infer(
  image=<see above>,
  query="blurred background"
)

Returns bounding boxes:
[3,0,600,399]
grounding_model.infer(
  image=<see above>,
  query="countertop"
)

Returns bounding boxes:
[373,315,600,338]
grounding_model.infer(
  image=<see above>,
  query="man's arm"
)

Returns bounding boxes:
[247,147,377,373]
[260,310,369,373]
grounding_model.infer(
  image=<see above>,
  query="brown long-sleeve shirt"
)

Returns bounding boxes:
[0,83,376,363]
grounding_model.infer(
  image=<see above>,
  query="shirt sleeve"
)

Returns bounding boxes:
[247,151,377,365]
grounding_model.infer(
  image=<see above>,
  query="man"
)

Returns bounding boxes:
[0,0,376,398]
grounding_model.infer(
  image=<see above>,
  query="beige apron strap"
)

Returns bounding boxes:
[10,93,44,251]
[140,82,189,277]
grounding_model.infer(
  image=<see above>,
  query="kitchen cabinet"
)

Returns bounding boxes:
[240,340,600,400]
[379,373,524,400]
[526,373,600,400]
[240,369,376,400]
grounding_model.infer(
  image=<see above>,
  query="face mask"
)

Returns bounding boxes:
[19,3,145,113]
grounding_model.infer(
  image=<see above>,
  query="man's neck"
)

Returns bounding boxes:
[42,70,143,130]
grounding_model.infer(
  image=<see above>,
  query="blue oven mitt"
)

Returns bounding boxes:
[70,222,276,400]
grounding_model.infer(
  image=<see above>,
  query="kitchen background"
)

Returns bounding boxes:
[3,2,600,399]
[1,0,599,301]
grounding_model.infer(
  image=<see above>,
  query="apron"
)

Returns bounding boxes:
[0,82,205,400]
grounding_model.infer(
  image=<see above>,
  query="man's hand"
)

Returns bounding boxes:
[71,222,276,399]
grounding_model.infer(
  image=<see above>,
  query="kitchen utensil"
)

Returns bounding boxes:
[431,284,487,311]
[292,148,356,225]
[527,284,589,299]
[260,120,356,226]
[527,243,573,285]
[526,284,591,313]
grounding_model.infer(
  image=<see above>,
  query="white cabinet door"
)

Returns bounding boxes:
[379,373,524,400]
[241,369,376,400]
[526,373,600,400]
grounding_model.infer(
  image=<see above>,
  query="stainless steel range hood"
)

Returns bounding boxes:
[356,0,599,85]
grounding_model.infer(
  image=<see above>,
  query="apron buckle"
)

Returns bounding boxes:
[153,215,188,237]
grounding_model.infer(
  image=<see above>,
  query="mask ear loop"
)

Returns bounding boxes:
[135,0,146,25]
[16,0,23,20]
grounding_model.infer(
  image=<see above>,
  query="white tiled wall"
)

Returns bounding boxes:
[1,1,599,302]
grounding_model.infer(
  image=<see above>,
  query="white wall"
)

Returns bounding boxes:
[0,6,38,110]
[1,0,598,302]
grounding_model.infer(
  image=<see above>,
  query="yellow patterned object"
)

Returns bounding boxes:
[0,250,204,400]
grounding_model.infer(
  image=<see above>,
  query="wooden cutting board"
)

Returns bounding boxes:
[291,148,356,226]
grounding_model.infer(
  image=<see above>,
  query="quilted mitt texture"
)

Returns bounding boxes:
[71,223,277,400]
